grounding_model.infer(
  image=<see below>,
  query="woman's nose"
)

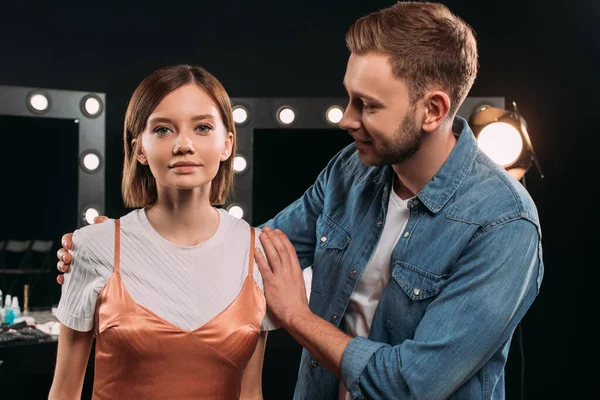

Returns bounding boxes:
[173,132,196,154]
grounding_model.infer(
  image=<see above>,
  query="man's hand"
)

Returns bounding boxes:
[255,226,350,379]
[254,227,311,329]
[56,216,109,284]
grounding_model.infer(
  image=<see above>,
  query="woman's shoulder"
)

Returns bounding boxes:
[218,208,261,235]
[66,220,116,277]
[74,218,116,246]
[74,209,141,243]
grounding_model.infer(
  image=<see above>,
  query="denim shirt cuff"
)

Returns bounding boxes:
[341,336,387,397]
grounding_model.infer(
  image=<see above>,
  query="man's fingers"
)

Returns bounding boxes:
[56,274,64,285]
[254,247,274,278]
[61,233,73,250]
[259,230,283,272]
[279,231,302,269]
[94,216,109,224]
[57,248,72,265]
[265,228,292,266]
[57,258,70,273]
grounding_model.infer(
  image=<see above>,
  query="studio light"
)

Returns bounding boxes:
[227,205,244,219]
[233,155,247,173]
[326,105,344,124]
[27,92,50,114]
[80,94,103,118]
[469,102,543,180]
[83,207,100,225]
[277,106,296,125]
[233,105,249,124]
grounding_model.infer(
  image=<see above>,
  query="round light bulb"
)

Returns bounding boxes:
[233,156,247,172]
[84,208,100,224]
[278,107,296,125]
[30,94,49,111]
[84,97,101,116]
[233,106,248,124]
[228,205,244,219]
[83,153,100,171]
[477,122,523,167]
[326,106,344,124]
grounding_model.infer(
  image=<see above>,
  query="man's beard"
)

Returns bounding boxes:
[369,106,424,166]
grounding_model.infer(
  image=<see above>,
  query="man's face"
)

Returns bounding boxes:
[339,52,424,166]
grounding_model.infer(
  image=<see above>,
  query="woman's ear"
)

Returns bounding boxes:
[132,138,148,165]
[220,132,234,161]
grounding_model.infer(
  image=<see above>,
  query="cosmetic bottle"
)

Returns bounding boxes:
[3,294,14,324]
[11,297,21,319]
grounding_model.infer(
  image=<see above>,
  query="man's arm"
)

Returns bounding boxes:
[48,324,94,400]
[257,219,543,399]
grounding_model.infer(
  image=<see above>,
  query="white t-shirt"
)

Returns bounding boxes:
[339,186,411,399]
[56,208,276,332]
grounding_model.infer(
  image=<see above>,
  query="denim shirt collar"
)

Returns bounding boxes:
[373,116,478,214]
[418,116,478,213]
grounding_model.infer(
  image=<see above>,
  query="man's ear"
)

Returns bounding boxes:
[422,91,451,133]
[132,138,148,165]
[220,132,234,161]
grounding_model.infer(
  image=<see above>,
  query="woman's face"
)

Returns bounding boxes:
[136,83,233,193]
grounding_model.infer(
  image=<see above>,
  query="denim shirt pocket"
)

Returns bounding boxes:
[391,261,448,300]
[311,214,351,294]
[384,262,448,343]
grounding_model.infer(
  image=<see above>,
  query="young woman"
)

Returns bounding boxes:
[49,64,274,400]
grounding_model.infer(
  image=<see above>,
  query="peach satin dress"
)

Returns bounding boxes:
[91,219,266,399]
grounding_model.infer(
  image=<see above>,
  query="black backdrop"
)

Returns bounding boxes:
[1,0,598,398]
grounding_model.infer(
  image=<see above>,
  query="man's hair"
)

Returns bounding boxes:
[122,64,236,207]
[346,1,478,117]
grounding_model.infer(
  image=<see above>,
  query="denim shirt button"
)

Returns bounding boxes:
[376,221,383,227]
[350,268,357,276]
[310,359,318,367]
[413,288,421,296]
[330,314,338,322]
[403,231,410,238]
[320,236,328,243]
[412,199,420,206]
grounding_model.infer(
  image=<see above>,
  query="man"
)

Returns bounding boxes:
[57,2,543,399]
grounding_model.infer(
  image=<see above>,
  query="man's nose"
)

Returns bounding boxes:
[338,105,361,131]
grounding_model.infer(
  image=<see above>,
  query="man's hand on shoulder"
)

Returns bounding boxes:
[56,215,109,284]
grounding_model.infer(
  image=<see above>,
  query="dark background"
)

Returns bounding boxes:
[0,116,78,309]
[0,0,598,398]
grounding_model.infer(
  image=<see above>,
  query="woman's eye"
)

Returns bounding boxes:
[196,124,212,133]
[153,127,171,135]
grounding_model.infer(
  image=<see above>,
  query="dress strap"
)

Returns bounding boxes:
[248,226,255,277]
[114,219,121,274]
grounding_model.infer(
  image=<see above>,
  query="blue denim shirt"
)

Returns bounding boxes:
[261,116,544,400]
